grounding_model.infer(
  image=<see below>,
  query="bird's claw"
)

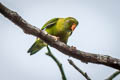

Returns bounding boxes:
[52,36,60,41]
[70,46,76,51]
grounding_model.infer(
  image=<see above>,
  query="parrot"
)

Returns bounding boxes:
[27,17,79,55]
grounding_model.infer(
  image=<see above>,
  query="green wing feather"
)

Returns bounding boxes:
[41,18,59,30]
[27,18,59,55]
[27,38,47,55]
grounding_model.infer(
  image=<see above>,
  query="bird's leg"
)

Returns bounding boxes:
[52,35,60,41]
[70,46,76,51]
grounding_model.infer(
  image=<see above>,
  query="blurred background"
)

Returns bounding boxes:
[0,0,120,80]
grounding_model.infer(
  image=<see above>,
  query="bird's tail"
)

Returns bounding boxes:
[27,38,47,55]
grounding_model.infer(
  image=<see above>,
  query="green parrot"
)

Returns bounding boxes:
[27,17,79,55]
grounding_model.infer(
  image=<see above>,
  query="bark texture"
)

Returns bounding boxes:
[0,3,120,70]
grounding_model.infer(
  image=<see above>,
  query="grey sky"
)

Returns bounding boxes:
[0,0,120,80]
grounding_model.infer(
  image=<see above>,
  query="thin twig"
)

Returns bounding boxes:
[0,2,120,70]
[106,71,120,80]
[68,59,91,80]
[46,46,67,80]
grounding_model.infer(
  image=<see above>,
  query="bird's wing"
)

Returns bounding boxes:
[41,18,59,30]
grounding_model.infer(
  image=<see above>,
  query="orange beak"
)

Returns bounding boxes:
[71,24,76,31]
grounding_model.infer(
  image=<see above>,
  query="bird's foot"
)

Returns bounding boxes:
[70,46,76,51]
[52,36,60,41]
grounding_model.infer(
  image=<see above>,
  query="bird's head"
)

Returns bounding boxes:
[64,17,79,32]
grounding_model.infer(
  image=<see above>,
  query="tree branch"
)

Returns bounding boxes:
[106,71,120,80]
[0,3,120,70]
[46,46,67,80]
[68,59,91,80]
